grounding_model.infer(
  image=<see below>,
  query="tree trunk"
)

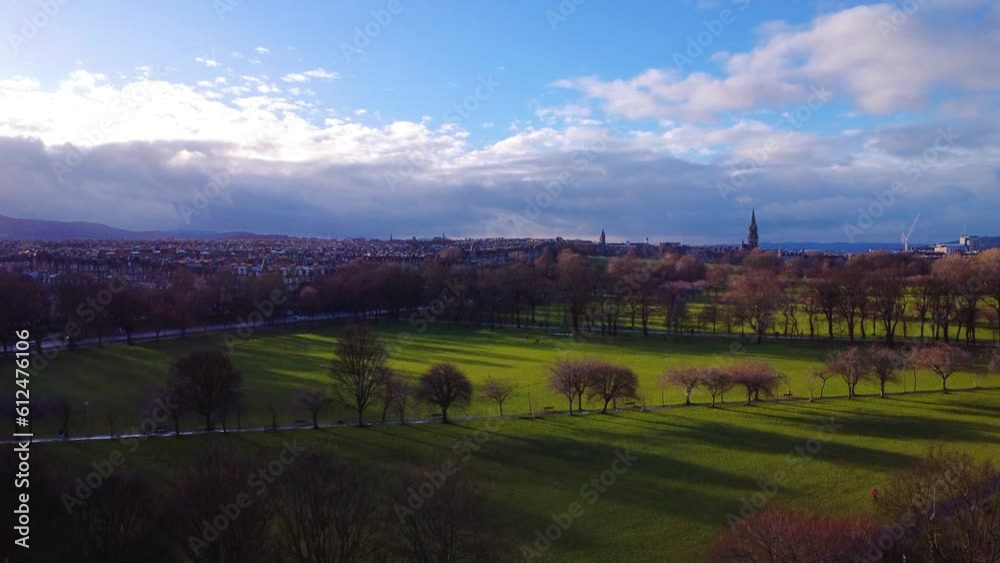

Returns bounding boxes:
[441,408,449,424]
[313,412,319,430]
[601,399,610,414]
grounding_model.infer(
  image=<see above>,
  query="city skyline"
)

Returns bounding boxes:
[2,1,999,243]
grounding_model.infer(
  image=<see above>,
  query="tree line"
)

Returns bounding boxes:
[6,246,1000,357]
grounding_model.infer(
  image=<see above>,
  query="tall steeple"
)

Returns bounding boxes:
[599,229,606,246]
[747,210,759,249]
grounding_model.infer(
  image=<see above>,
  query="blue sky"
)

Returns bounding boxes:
[1,0,998,243]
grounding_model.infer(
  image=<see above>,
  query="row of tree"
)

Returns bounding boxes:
[8,246,1000,357]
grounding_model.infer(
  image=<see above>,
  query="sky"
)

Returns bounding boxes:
[0,0,998,244]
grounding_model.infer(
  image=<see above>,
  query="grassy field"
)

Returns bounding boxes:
[38,389,1000,561]
[28,321,992,436]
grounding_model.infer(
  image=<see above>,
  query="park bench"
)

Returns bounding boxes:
[542,406,556,415]
[294,419,307,426]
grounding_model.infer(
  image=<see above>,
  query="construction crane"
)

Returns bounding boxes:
[901,213,920,252]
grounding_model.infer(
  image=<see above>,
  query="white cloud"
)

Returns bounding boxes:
[255,46,270,55]
[556,3,1000,120]
[280,68,339,83]
[194,57,220,68]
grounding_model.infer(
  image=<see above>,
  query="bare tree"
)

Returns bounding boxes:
[811,368,835,399]
[417,363,472,424]
[549,360,576,414]
[556,250,595,335]
[869,346,902,398]
[827,347,870,399]
[292,389,333,429]
[547,358,590,414]
[710,507,879,563]
[911,344,972,393]
[662,366,701,405]
[481,377,517,416]
[377,369,404,422]
[725,269,785,344]
[731,361,785,405]
[329,324,389,426]
[394,472,503,563]
[878,446,1000,563]
[166,451,275,562]
[147,382,185,437]
[586,361,639,414]
[68,474,168,563]
[391,379,412,424]
[701,369,733,408]
[271,453,384,563]
[169,349,243,431]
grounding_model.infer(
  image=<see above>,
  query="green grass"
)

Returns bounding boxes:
[39,389,1000,562]
[29,321,992,436]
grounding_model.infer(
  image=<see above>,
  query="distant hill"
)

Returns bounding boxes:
[0,215,283,241]
[976,237,1000,250]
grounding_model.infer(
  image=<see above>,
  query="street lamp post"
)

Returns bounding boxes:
[85,401,90,438]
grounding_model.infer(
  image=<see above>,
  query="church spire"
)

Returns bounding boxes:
[599,229,606,245]
[747,209,759,249]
